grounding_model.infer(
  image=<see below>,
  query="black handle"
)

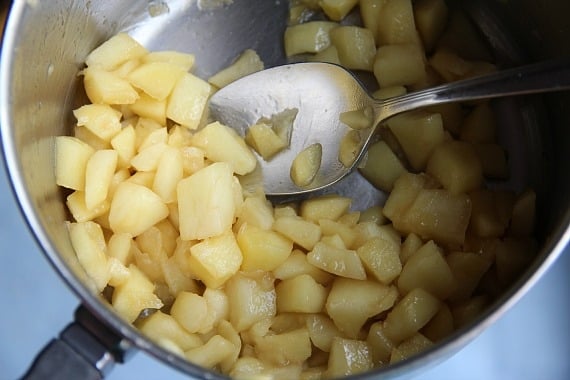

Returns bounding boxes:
[21,305,132,380]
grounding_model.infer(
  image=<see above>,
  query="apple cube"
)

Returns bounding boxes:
[192,121,257,175]
[73,104,122,142]
[166,72,211,130]
[276,274,328,313]
[83,67,139,105]
[55,136,95,190]
[85,33,148,70]
[68,221,109,292]
[127,62,186,101]
[237,224,293,272]
[188,232,243,289]
[177,162,237,240]
[108,181,169,237]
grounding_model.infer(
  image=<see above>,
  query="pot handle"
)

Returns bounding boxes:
[21,306,133,380]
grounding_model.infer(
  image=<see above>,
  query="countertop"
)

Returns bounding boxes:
[0,158,569,380]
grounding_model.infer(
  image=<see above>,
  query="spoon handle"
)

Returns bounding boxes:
[374,58,570,122]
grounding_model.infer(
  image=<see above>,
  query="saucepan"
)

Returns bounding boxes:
[1,0,570,378]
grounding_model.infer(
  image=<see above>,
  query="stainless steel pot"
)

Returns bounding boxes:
[1,0,569,379]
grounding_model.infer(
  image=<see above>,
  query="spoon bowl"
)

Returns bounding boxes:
[209,60,570,197]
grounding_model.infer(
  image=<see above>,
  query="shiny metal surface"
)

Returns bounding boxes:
[211,59,570,197]
[1,0,570,378]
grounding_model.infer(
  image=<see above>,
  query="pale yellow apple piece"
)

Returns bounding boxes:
[236,196,275,231]
[85,33,148,70]
[276,274,328,313]
[225,272,276,332]
[359,140,407,192]
[272,249,334,285]
[208,49,264,88]
[143,50,195,71]
[390,333,433,363]
[338,130,363,168]
[83,67,139,105]
[330,26,376,71]
[137,310,203,351]
[256,328,312,366]
[359,0,388,45]
[192,121,257,175]
[339,106,374,130]
[237,224,293,272]
[376,0,421,45]
[367,321,395,364]
[166,72,211,130]
[55,136,95,191]
[68,221,110,292]
[185,335,235,369]
[414,0,448,52]
[306,314,343,353]
[73,104,122,142]
[152,146,183,203]
[357,237,402,284]
[188,232,242,289]
[319,0,359,21]
[326,278,398,338]
[112,264,163,323]
[397,240,455,299]
[110,125,137,169]
[290,143,322,187]
[127,62,186,101]
[284,21,339,56]
[108,181,169,237]
[128,93,167,125]
[383,288,441,344]
[177,162,237,240]
[84,149,118,210]
[326,337,373,378]
[272,216,321,250]
[245,122,287,160]
[300,195,351,223]
[374,43,426,88]
[307,242,365,280]
[170,291,208,333]
[66,191,110,223]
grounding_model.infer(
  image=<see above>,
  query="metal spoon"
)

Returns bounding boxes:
[209,59,570,198]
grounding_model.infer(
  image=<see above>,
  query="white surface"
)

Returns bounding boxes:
[0,158,569,380]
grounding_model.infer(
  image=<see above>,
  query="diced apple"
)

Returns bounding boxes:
[166,72,212,130]
[137,310,203,351]
[290,143,322,187]
[192,121,257,175]
[383,288,440,344]
[128,93,167,126]
[177,162,237,240]
[55,136,95,190]
[127,62,186,101]
[326,338,373,377]
[225,272,276,332]
[112,264,163,323]
[276,274,328,313]
[83,67,139,105]
[306,314,344,352]
[357,237,402,284]
[397,240,455,299]
[366,322,395,364]
[86,33,148,70]
[152,146,183,203]
[245,122,287,160]
[300,195,351,223]
[188,232,243,289]
[273,249,334,285]
[319,0,359,21]
[414,0,448,52]
[108,181,169,237]
[376,0,420,45]
[73,104,123,142]
[326,278,398,338]
[256,328,312,366]
[330,26,376,71]
[284,21,339,56]
[426,140,483,195]
[143,50,195,71]
[390,333,433,363]
[307,241,366,280]
[359,140,407,192]
[68,221,110,292]
[185,335,235,369]
[374,43,426,87]
[387,111,445,170]
[272,216,322,250]
[110,125,136,169]
[237,223,293,272]
[208,49,264,88]
[84,149,118,210]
